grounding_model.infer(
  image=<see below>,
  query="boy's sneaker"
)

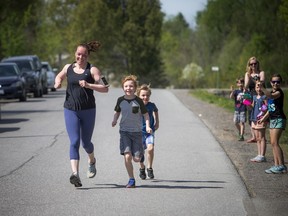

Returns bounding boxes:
[70,173,82,187]
[87,158,97,178]
[139,167,146,180]
[126,178,136,188]
[238,135,244,141]
[250,155,266,162]
[265,165,287,174]
[147,168,154,179]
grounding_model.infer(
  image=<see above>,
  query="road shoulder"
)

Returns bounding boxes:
[171,89,288,216]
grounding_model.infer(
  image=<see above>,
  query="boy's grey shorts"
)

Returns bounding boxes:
[233,111,246,123]
[119,131,144,158]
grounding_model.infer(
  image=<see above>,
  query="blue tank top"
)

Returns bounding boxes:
[64,62,96,111]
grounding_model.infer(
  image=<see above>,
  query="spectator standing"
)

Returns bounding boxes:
[259,74,287,174]
[230,77,247,141]
[249,81,268,162]
[244,56,265,143]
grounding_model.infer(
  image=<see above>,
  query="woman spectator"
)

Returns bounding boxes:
[244,56,265,143]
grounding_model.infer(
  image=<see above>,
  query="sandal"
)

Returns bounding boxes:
[247,138,256,143]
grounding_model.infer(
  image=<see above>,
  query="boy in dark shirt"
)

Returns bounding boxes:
[230,77,247,141]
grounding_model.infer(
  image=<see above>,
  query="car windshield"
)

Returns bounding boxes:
[0,65,17,77]
[5,60,34,72]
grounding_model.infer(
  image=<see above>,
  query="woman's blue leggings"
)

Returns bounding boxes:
[64,108,96,160]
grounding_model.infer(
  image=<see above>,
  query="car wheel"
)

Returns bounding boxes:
[43,87,48,94]
[19,89,27,102]
[34,87,42,98]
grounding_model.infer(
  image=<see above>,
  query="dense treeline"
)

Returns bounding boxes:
[200,0,288,88]
[163,0,288,88]
[0,0,287,88]
[0,0,167,87]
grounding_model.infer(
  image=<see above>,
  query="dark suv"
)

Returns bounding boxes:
[22,55,48,94]
[1,56,43,97]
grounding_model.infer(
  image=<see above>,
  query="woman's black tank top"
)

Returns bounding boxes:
[64,62,96,111]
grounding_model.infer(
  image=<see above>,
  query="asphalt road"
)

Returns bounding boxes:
[0,88,251,216]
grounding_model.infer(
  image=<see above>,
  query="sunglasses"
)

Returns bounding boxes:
[250,63,257,66]
[271,80,281,84]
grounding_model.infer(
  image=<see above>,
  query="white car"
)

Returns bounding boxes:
[41,61,56,92]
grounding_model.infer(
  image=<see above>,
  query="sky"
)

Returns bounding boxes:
[160,0,207,28]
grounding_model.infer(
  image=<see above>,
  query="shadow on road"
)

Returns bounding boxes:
[0,127,20,133]
[76,179,225,190]
[0,118,28,124]
[1,109,62,114]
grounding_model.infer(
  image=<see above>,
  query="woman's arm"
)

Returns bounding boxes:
[54,64,69,89]
[244,72,250,90]
[79,66,109,93]
[259,71,265,83]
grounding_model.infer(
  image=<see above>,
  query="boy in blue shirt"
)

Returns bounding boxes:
[137,84,159,179]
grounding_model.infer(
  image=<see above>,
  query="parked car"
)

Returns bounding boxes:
[1,56,43,97]
[22,55,48,94]
[41,61,56,92]
[0,62,27,101]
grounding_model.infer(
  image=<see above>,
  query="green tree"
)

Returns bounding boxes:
[40,0,80,67]
[118,0,166,87]
[193,0,287,88]
[0,0,40,58]
[68,0,166,87]
[161,13,193,87]
[279,0,288,34]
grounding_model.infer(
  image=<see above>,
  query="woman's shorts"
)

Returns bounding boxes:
[233,111,246,123]
[251,121,267,130]
[269,118,286,130]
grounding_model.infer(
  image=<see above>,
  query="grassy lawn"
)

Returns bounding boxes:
[190,89,288,157]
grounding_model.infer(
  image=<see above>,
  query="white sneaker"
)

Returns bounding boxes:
[250,155,266,162]
[87,158,97,178]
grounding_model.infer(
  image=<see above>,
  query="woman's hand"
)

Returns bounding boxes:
[54,82,62,89]
[79,80,88,88]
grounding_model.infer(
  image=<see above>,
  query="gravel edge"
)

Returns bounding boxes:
[170,89,288,200]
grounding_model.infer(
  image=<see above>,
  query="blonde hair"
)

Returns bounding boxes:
[137,84,152,96]
[246,56,260,74]
[121,75,138,89]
